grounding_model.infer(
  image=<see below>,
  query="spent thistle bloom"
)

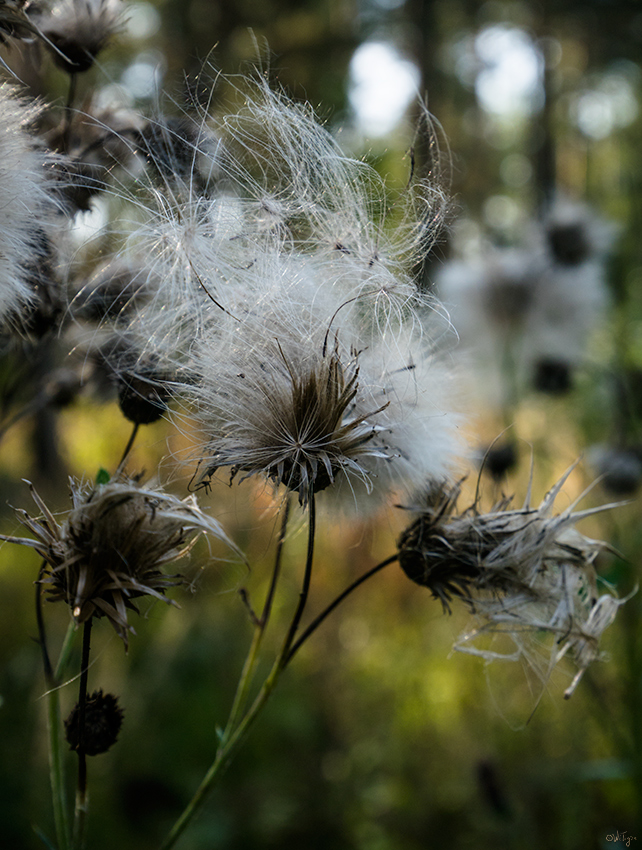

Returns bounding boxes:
[185,250,460,507]
[1,476,240,646]
[398,465,624,695]
[108,77,459,505]
[437,197,614,405]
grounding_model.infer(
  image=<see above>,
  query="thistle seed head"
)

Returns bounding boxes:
[399,465,626,695]
[199,339,387,506]
[0,84,60,328]
[64,689,124,755]
[2,476,240,646]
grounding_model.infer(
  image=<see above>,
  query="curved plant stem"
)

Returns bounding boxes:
[72,619,92,850]
[158,491,316,850]
[285,553,398,665]
[37,563,72,850]
[116,422,139,475]
[158,492,395,850]
[223,496,291,740]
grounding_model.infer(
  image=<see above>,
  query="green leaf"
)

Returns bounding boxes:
[96,468,110,485]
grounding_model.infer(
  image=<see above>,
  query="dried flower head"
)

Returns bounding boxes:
[65,689,124,755]
[33,0,124,73]
[2,477,240,646]
[398,465,624,696]
[197,338,389,506]
[541,197,617,267]
[185,258,460,508]
[437,233,608,405]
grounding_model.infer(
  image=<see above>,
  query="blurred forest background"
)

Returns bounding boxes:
[1,0,642,849]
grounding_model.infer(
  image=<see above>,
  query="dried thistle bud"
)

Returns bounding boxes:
[117,370,171,425]
[398,481,518,612]
[65,689,124,755]
[2,477,240,646]
[588,444,642,496]
[546,221,590,266]
[398,465,626,695]
[33,0,124,74]
[532,357,572,395]
[480,441,518,481]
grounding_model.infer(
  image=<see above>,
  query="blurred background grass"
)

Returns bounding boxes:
[2,0,642,848]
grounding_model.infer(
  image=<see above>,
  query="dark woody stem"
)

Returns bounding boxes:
[261,496,291,628]
[36,561,53,681]
[73,618,93,850]
[280,486,316,658]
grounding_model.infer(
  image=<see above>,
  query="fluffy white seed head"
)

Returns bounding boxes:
[0,84,59,327]
[116,76,448,363]
[437,232,609,405]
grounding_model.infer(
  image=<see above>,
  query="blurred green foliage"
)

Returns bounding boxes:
[2,0,642,849]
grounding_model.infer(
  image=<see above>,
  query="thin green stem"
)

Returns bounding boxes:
[37,564,72,850]
[280,488,316,658]
[72,619,92,850]
[285,554,398,665]
[223,497,291,740]
[55,621,78,683]
[157,491,316,850]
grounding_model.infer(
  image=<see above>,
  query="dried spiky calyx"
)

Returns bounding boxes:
[398,482,522,612]
[2,476,240,646]
[398,466,626,696]
[200,342,389,506]
[65,689,124,755]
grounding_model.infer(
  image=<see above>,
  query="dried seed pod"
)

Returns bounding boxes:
[398,465,625,695]
[65,689,124,755]
[1,477,241,646]
[117,369,172,425]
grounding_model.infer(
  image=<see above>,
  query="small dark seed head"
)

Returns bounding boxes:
[547,222,590,266]
[65,689,124,755]
[117,372,172,425]
[533,358,572,395]
[482,441,518,481]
